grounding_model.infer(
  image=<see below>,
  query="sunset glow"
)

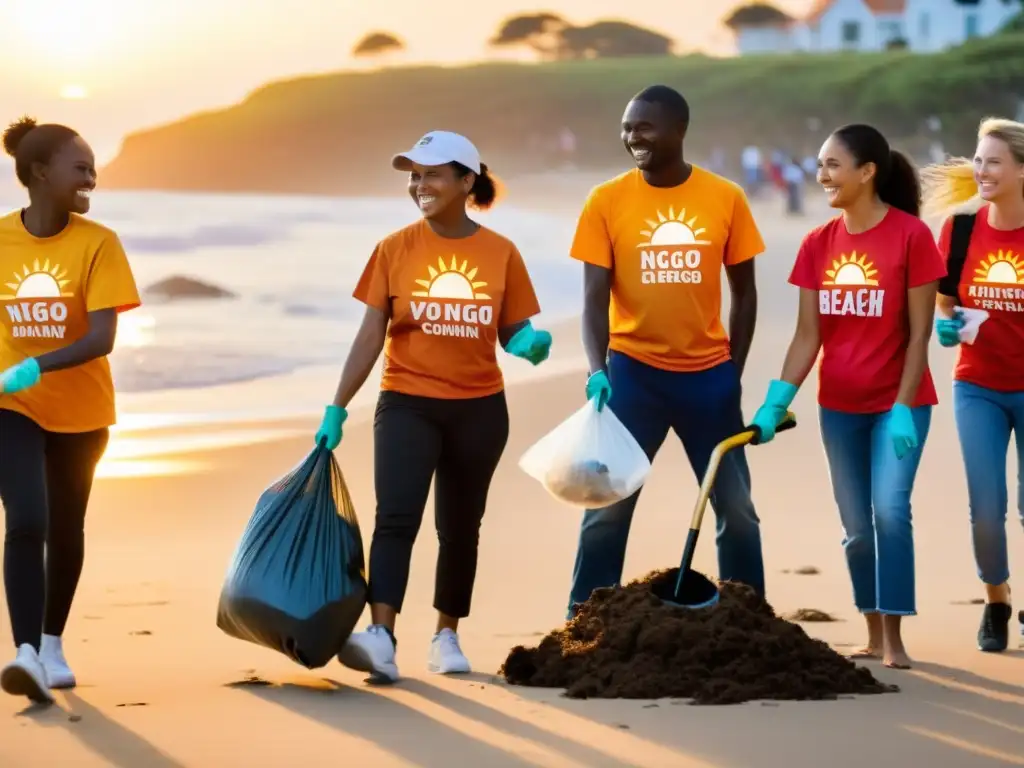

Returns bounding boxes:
[11,0,123,61]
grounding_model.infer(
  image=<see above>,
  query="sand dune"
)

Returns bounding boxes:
[1,188,1022,766]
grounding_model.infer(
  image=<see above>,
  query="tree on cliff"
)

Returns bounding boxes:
[353,32,404,58]
[490,13,674,59]
[724,3,794,28]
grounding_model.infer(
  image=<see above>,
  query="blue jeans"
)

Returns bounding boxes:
[953,380,1024,586]
[819,406,932,615]
[568,353,763,614]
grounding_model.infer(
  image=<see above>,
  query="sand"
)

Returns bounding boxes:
[1,181,1023,766]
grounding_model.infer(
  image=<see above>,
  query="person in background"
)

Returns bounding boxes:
[783,157,805,216]
[925,117,1024,652]
[0,117,140,703]
[316,131,551,683]
[568,85,766,617]
[742,144,762,197]
[751,124,944,669]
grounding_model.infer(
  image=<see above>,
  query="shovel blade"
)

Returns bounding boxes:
[653,568,719,609]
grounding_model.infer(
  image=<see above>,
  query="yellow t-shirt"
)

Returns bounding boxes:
[570,166,765,372]
[0,211,141,433]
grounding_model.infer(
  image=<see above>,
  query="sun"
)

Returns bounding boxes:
[822,252,878,286]
[974,250,1024,284]
[638,208,709,247]
[0,260,74,300]
[412,256,490,300]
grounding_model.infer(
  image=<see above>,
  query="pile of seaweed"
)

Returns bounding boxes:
[500,570,898,705]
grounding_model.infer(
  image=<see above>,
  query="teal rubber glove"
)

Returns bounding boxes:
[0,358,41,395]
[315,404,347,451]
[586,370,612,412]
[750,379,798,444]
[505,322,552,366]
[935,310,965,348]
[887,403,918,460]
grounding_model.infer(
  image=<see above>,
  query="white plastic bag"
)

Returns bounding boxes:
[519,401,652,508]
[956,306,989,345]
[934,306,990,345]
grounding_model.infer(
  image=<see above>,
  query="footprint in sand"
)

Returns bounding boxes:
[784,608,839,623]
[793,566,821,575]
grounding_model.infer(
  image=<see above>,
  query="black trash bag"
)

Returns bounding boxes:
[216,444,367,669]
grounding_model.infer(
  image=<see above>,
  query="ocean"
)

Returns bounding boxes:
[0,188,584,424]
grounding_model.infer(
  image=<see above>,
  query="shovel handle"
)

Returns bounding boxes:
[685,412,797,532]
[747,412,798,446]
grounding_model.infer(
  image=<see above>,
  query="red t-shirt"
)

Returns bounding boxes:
[938,206,1024,392]
[789,208,946,413]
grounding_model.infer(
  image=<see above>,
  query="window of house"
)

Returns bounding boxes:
[965,13,980,38]
[919,13,930,39]
[878,20,902,44]
[841,21,860,45]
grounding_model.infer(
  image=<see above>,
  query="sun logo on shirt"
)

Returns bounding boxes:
[974,250,1024,284]
[638,207,710,247]
[0,259,74,300]
[412,256,491,300]
[822,252,879,286]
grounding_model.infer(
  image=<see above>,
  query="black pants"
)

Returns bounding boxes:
[0,409,109,650]
[370,390,509,618]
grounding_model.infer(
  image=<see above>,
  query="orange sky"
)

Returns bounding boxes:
[0,0,813,162]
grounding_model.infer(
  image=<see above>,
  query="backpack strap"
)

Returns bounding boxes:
[937,213,977,299]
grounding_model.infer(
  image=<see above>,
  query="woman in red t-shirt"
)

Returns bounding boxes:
[750,124,946,669]
[924,117,1024,653]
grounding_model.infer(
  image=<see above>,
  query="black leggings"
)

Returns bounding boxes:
[370,390,509,618]
[0,409,109,650]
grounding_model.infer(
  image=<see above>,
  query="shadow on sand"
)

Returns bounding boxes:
[18,691,184,768]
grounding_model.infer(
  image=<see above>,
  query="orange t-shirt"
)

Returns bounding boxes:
[353,220,541,399]
[570,166,765,372]
[0,211,141,433]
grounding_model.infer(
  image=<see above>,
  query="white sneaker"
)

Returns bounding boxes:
[1,644,54,704]
[40,635,75,689]
[337,625,399,683]
[428,628,471,675]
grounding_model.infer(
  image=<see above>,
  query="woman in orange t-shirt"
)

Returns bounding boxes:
[0,118,140,704]
[315,131,552,683]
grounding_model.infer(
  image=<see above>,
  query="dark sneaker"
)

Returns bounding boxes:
[978,602,1012,652]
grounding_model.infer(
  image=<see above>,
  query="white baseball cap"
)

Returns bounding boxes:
[392,131,481,174]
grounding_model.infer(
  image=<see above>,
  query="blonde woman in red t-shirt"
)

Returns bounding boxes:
[750,124,946,670]
[924,117,1024,653]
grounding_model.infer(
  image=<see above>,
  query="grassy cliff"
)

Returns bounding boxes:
[101,33,1024,195]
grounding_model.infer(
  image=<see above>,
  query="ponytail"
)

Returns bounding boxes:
[921,116,1024,224]
[451,161,503,211]
[877,149,921,217]
[469,163,500,211]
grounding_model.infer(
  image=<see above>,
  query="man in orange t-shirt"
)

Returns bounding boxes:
[0,118,140,704]
[567,86,767,615]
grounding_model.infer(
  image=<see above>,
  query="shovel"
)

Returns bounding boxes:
[653,411,797,609]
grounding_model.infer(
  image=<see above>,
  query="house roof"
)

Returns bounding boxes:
[806,0,906,22]
[724,3,796,29]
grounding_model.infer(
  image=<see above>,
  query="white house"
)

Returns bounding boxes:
[728,0,1021,54]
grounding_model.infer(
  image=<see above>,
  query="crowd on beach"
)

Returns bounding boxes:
[1,82,1023,705]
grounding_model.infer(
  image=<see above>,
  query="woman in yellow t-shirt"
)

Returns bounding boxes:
[0,118,140,704]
